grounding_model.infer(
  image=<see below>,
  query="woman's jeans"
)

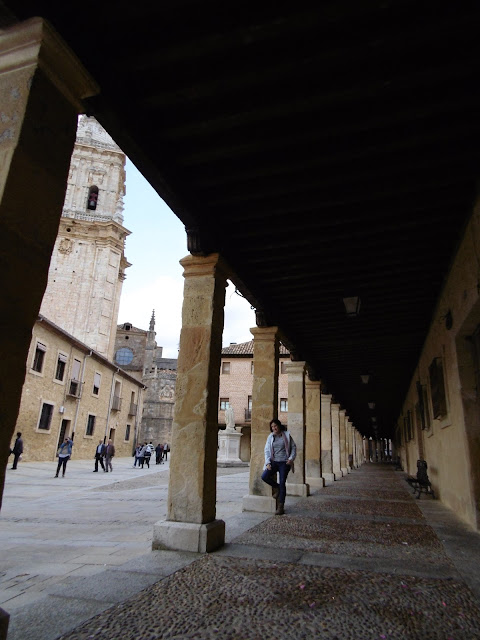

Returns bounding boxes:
[56,455,70,476]
[261,461,291,504]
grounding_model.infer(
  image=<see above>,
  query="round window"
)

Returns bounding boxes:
[115,347,134,365]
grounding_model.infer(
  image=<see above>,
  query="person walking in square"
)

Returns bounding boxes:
[163,443,169,461]
[55,437,73,478]
[10,432,24,470]
[93,440,106,472]
[104,439,115,472]
[155,443,164,465]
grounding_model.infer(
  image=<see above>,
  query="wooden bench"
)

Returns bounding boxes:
[406,459,435,499]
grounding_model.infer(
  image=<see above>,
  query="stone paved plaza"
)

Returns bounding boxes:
[1,460,480,639]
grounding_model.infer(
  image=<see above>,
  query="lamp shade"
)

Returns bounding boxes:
[343,296,361,317]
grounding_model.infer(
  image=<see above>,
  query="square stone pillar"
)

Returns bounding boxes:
[321,394,335,483]
[285,361,310,497]
[331,403,341,479]
[339,409,348,476]
[0,18,98,516]
[153,254,228,552]
[345,419,352,472]
[242,326,280,513]
[305,379,324,488]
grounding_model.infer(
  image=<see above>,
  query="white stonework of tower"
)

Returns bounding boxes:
[40,116,131,361]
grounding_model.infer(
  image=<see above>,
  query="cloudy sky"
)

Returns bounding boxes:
[118,159,255,358]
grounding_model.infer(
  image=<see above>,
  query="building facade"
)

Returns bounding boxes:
[218,340,290,461]
[13,316,144,462]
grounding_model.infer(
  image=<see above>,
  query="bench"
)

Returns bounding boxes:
[406,459,435,499]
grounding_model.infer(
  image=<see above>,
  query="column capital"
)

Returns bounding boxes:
[180,252,229,281]
[305,378,321,390]
[331,403,340,411]
[0,18,98,112]
[284,360,306,374]
[339,408,346,417]
[321,393,333,403]
[250,326,280,341]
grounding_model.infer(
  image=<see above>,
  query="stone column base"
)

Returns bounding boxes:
[0,607,9,640]
[322,473,336,483]
[242,494,277,513]
[152,519,225,553]
[341,467,349,476]
[307,476,325,488]
[286,483,310,497]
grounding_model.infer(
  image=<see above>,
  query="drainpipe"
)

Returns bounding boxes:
[72,350,92,440]
[105,368,119,443]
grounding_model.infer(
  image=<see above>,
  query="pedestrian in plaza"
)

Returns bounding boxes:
[163,443,170,461]
[93,440,106,472]
[142,442,152,468]
[155,443,164,464]
[104,439,115,472]
[133,443,142,467]
[261,419,296,515]
[10,432,24,470]
[55,437,73,478]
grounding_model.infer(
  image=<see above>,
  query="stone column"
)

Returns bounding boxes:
[153,254,228,552]
[285,361,310,497]
[339,409,348,476]
[0,18,98,518]
[321,394,335,483]
[331,403,341,479]
[346,419,352,472]
[305,378,324,488]
[243,326,280,513]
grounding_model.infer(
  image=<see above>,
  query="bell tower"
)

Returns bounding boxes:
[40,116,131,360]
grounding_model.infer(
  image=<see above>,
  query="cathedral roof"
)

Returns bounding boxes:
[221,340,289,356]
[117,322,147,334]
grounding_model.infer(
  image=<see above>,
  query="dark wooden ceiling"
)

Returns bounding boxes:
[5,1,480,437]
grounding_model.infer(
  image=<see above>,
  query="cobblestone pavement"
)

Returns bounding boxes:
[2,462,480,640]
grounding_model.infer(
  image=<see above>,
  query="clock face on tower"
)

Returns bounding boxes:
[115,347,134,366]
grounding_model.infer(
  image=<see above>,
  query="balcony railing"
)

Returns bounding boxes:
[244,408,252,421]
[128,402,138,416]
[111,395,122,411]
[67,379,82,398]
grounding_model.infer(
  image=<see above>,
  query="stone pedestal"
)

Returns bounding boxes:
[217,429,248,467]
[243,326,280,513]
[153,519,225,553]
[285,361,310,498]
[153,254,228,552]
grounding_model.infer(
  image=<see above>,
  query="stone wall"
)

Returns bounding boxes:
[397,203,480,530]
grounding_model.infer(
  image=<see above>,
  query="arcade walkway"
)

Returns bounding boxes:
[3,462,480,640]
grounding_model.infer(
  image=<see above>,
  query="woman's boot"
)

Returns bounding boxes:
[275,503,284,515]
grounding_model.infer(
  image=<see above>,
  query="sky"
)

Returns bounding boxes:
[117,159,255,358]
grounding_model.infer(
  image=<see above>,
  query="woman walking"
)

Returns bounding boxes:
[261,419,296,515]
[55,437,73,478]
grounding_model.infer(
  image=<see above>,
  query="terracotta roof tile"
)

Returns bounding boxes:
[221,340,289,356]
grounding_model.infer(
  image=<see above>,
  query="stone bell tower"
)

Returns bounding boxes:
[40,116,131,360]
